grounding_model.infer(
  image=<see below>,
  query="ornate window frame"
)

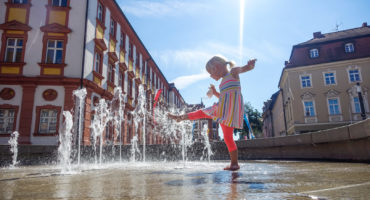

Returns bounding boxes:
[0,104,19,136]
[34,105,61,136]
[300,92,317,123]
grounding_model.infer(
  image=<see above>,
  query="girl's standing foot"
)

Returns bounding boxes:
[224,149,239,171]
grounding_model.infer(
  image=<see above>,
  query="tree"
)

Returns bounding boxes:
[234,102,263,139]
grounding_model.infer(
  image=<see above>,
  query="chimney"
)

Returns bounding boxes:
[313,31,323,38]
[362,22,368,27]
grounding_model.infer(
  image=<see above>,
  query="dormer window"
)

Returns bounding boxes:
[309,48,319,58]
[345,43,354,53]
[12,0,28,4]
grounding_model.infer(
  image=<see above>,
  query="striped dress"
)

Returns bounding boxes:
[203,72,244,129]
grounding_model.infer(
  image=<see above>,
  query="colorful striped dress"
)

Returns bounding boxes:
[203,72,244,129]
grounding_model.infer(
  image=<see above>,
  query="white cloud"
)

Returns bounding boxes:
[150,41,286,89]
[119,0,209,18]
[152,41,264,71]
[171,72,209,90]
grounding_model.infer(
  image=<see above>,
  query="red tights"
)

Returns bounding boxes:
[187,110,237,152]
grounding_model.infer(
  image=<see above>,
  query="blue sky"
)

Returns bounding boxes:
[118,0,370,112]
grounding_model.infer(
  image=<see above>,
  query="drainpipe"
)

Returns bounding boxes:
[280,88,288,135]
[75,0,89,147]
[80,0,89,88]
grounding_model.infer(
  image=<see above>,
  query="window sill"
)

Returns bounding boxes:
[45,5,71,11]
[96,18,106,30]
[38,63,67,76]
[5,2,32,8]
[33,133,58,136]
[0,134,11,137]
[0,62,26,75]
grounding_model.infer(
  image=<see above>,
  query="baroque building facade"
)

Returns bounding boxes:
[0,0,186,145]
[275,22,370,135]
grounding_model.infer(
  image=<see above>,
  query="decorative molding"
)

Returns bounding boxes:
[0,20,32,31]
[300,91,315,100]
[94,38,107,51]
[325,89,340,97]
[42,89,58,101]
[40,23,71,33]
[0,88,15,100]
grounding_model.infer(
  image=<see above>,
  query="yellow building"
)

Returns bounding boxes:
[277,23,370,135]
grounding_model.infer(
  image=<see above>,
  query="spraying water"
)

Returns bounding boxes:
[130,135,141,162]
[73,88,87,165]
[200,124,213,162]
[90,99,110,165]
[8,131,19,168]
[58,111,73,173]
[113,87,126,162]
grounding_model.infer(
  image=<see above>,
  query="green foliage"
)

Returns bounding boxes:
[234,102,263,139]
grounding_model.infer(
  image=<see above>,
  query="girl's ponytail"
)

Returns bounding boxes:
[226,60,235,69]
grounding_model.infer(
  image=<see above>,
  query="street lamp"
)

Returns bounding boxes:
[355,83,367,120]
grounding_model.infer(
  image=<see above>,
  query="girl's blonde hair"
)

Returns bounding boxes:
[206,55,235,72]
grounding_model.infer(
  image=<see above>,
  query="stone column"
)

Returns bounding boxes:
[18,84,36,144]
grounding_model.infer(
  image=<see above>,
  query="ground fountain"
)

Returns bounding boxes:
[73,88,87,166]
[1,87,369,199]
[57,111,73,173]
[7,131,19,168]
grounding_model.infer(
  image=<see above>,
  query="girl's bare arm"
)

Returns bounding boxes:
[231,59,256,79]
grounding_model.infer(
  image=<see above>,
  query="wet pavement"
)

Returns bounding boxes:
[0,161,369,199]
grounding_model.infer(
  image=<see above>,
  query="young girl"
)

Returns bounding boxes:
[168,55,256,171]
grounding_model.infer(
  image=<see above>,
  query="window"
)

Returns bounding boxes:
[353,97,361,113]
[108,64,114,82]
[128,42,133,59]
[0,109,16,134]
[97,2,104,22]
[38,109,58,134]
[324,72,336,85]
[12,0,28,4]
[345,43,354,53]
[120,33,125,48]
[5,38,23,62]
[301,75,312,88]
[46,40,63,64]
[118,71,123,87]
[348,69,361,82]
[303,101,315,117]
[94,52,101,72]
[52,0,67,7]
[110,19,116,36]
[309,48,319,58]
[328,98,341,115]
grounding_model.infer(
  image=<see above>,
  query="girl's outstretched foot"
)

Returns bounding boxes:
[224,164,240,171]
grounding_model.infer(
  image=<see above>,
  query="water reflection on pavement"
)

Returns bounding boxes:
[0,160,369,199]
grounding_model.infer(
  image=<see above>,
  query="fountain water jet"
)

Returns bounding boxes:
[113,87,126,162]
[90,98,110,165]
[8,131,19,168]
[73,88,87,165]
[58,111,73,173]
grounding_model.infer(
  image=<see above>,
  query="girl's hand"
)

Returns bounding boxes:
[246,59,257,70]
[210,84,216,93]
